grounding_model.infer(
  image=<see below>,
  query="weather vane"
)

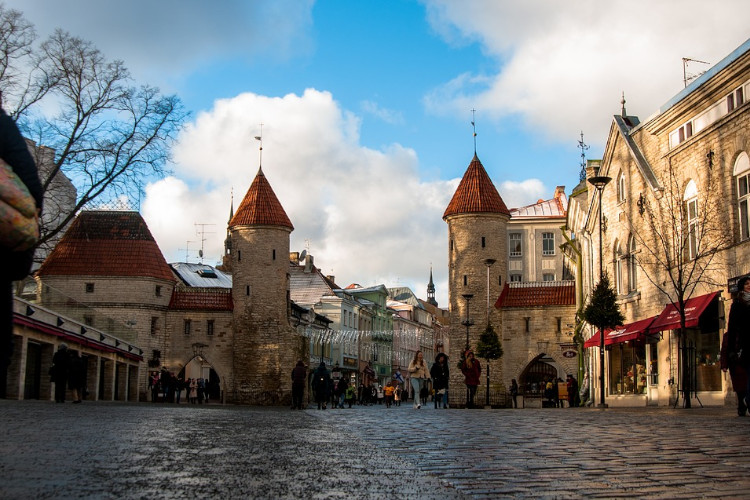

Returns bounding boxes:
[254,123,264,168]
[577,131,589,182]
[471,109,477,154]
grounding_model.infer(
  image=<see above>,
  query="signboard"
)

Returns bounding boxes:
[560,343,577,358]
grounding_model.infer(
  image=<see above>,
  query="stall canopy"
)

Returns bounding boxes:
[647,291,721,333]
[583,316,658,349]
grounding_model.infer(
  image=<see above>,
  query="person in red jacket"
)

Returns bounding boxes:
[460,350,481,408]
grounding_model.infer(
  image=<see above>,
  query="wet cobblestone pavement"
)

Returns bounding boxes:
[2,400,749,499]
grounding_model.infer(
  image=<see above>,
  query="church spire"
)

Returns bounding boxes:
[427,266,437,307]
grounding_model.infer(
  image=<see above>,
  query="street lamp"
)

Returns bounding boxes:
[461,293,474,408]
[483,259,496,408]
[588,175,611,408]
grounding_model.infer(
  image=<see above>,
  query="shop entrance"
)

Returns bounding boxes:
[519,355,558,397]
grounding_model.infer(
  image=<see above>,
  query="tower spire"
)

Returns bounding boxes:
[254,123,264,171]
[427,266,437,306]
[471,109,477,155]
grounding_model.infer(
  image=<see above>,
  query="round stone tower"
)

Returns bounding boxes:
[229,166,300,405]
[443,154,510,405]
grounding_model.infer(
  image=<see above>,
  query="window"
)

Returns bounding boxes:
[728,92,736,112]
[463,275,467,286]
[509,233,522,257]
[736,152,750,241]
[683,180,699,260]
[85,283,94,293]
[272,249,276,260]
[524,317,531,333]
[628,235,638,292]
[207,320,214,336]
[184,319,192,335]
[617,172,626,203]
[542,232,555,256]
[237,249,241,261]
[510,274,522,282]
[150,317,158,336]
[614,241,623,295]
[155,285,161,297]
[556,317,562,333]
[246,285,250,296]
[542,273,555,282]
[481,236,486,248]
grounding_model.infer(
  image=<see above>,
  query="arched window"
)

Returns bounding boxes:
[628,235,637,292]
[735,152,750,241]
[617,171,626,203]
[614,240,623,295]
[683,180,699,260]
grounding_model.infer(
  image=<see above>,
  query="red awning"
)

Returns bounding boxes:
[647,291,721,333]
[583,316,658,348]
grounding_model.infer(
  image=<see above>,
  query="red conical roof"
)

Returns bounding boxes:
[443,154,510,219]
[37,211,175,281]
[229,168,294,230]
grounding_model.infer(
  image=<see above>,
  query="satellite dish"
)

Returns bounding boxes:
[199,249,203,258]
[299,249,307,262]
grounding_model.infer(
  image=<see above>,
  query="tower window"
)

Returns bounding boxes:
[450,239,453,252]
[151,317,158,336]
[155,285,161,297]
[246,285,251,296]
[207,320,214,336]
[85,283,94,293]
[272,249,276,260]
[184,319,191,335]
[238,249,241,261]
[524,317,530,333]
[481,236,486,248]
[463,275,467,286]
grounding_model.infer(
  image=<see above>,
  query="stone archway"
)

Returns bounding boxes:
[178,354,224,403]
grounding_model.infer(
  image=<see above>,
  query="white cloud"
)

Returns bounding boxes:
[360,100,405,125]
[143,89,455,304]
[423,0,749,146]
[498,179,547,211]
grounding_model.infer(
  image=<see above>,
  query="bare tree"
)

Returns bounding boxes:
[630,156,732,407]
[0,5,187,253]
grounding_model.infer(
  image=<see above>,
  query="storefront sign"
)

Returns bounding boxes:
[560,343,577,358]
[343,357,357,367]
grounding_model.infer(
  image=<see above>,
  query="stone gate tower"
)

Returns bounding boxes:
[228,166,301,404]
[443,154,510,405]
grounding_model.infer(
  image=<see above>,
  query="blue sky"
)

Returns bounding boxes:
[7,0,748,306]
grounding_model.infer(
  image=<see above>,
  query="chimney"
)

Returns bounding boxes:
[326,275,335,284]
[304,254,314,273]
[554,186,565,199]
[586,159,601,180]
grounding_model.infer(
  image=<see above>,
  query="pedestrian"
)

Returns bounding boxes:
[376,383,384,405]
[580,372,592,407]
[383,380,395,408]
[189,378,198,404]
[291,359,307,410]
[345,382,356,408]
[393,385,401,406]
[566,375,579,408]
[510,379,519,408]
[337,378,348,409]
[408,350,430,409]
[149,372,160,402]
[723,275,750,416]
[175,375,184,404]
[197,377,205,404]
[0,106,44,398]
[50,343,70,403]
[430,352,450,409]
[460,350,481,408]
[312,361,331,410]
[68,349,86,404]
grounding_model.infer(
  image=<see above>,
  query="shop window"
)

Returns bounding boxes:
[735,152,750,241]
[608,343,647,395]
[689,329,722,391]
[648,343,658,385]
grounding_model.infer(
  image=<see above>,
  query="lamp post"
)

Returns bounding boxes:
[483,259,496,407]
[588,175,611,408]
[461,293,474,407]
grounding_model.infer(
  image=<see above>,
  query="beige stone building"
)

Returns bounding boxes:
[571,37,750,407]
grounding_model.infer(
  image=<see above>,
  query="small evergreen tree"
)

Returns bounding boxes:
[582,274,624,330]
[475,322,503,407]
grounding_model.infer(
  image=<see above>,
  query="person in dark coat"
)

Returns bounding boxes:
[0,107,43,398]
[291,359,307,410]
[68,350,86,403]
[723,276,750,416]
[460,350,481,408]
[311,361,331,410]
[430,352,450,409]
[510,379,519,408]
[51,343,70,403]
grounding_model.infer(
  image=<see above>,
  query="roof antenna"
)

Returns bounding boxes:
[471,108,477,155]
[254,123,264,171]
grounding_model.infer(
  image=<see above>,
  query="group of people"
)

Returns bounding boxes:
[148,370,209,404]
[49,343,86,403]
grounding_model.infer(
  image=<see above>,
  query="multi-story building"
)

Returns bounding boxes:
[572,37,750,407]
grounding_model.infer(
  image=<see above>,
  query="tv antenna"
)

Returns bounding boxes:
[194,223,216,264]
[682,57,709,88]
[178,241,196,263]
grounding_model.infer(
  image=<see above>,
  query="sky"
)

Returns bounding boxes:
[6,0,748,307]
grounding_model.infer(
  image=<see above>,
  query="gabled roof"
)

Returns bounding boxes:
[510,187,568,218]
[289,264,338,307]
[37,211,175,281]
[169,289,233,311]
[443,154,510,219]
[495,281,575,308]
[387,286,425,309]
[229,167,293,230]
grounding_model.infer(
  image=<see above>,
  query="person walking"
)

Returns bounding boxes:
[460,350,481,408]
[430,353,450,409]
[0,106,44,399]
[383,380,395,408]
[51,343,70,403]
[510,379,519,409]
[724,276,750,415]
[312,362,331,410]
[291,359,307,410]
[408,350,430,409]
[566,375,579,408]
[68,349,86,404]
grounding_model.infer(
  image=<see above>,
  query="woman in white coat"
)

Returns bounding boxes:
[408,350,430,409]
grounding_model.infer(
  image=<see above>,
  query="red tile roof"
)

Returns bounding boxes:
[37,211,175,281]
[169,289,233,311]
[229,167,293,230]
[495,281,576,308]
[443,154,510,219]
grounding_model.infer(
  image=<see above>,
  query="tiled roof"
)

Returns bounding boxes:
[495,281,576,308]
[443,154,510,219]
[510,188,568,218]
[289,264,337,306]
[229,167,293,230]
[37,211,175,281]
[169,289,233,311]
